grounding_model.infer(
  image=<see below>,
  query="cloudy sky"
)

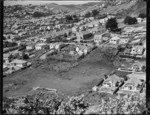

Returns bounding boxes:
[4,0,100,6]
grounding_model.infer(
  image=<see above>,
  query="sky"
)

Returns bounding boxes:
[4,1,100,6]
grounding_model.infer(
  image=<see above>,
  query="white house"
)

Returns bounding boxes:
[26,44,35,50]
[11,59,27,68]
[35,43,47,50]
[72,26,78,33]
[131,46,144,55]
[119,37,129,44]
[137,18,143,23]
[3,53,11,63]
[109,36,120,44]
[118,77,143,94]
[94,33,102,45]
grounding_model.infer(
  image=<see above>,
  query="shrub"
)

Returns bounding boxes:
[138,13,146,19]
[124,16,137,25]
[106,18,118,31]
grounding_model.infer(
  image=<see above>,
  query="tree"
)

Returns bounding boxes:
[22,54,29,60]
[85,12,91,18]
[139,13,146,19]
[105,18,118,31]
[33,12,45,18]
[92,10,99,17]
[124,16,137,25]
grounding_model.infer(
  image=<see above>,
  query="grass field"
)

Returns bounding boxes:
[3,48,114,97]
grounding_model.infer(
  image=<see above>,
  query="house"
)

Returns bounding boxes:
[11,59,27,68]
[127,73,146,81]
[118,77,143,95]
[40,38,47,42]
[98,74,124,94]
[76,32,83,42]
[35,43,47,50]
[99,18,106,24]
[109,36,120,44]
[3,53,10,63]
[94,33,102,44]
[131,61,146,72]
[131,45,144,55]
[49,43,64,51]
[76,45,89,55]
[102,33,111,42]
[72,26,79,33]
[119,37,129,44]
[120,48,131,56]
[26,44,35,50]
[137,18,143,23]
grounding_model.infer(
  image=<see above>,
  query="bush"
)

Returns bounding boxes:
[33,12,45,18]
[139,13,146,19]
[3,93,146,114]
[22,54,29,60]
[124,16,137,25]
[106,18,118,31]
[3,41,17,48]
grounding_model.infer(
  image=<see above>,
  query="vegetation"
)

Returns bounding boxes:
[2,92,146,114]
[105,18,118,31]
[3,41,17,48]
[138,13,146,19]
[22,53,29,60]
[124,16,137,25]
[65,15,79,23]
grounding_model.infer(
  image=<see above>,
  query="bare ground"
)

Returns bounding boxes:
[3,48,114,97]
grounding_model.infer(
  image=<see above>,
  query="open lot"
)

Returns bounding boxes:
[3,48,114,97]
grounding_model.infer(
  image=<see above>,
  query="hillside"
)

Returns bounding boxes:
[45,3,72,13]
[101,0,146,17]
[62,2,101,13]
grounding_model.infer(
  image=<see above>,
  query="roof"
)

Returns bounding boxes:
[127,73,146,81]
[102,33,111,37]
[104,74,123,84]
[124,78,142,87]
[95,32,102,35]
[133,61,146,66]
[111,36,120,40]
[3,53,10,58]
[11,59,27,64]
[36,43,47,46]
[133,45,144,50]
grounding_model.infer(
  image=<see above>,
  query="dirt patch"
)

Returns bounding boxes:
[3,48,115,97]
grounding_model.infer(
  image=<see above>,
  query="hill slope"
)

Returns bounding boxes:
[45,3,73,13]
[101,0,146,17]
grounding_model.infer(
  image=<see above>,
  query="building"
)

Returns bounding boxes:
[137,18,143,23]
[127,73,146,81]
[109,36,120,44]
[3,53,10,63]
[131,45,144,55]
[49,43,64,51]
[102,33,111,42]
[131,61,146,72]
[97,74,124,94]
[26,44,35,50]
[76,32,83,42]
[118,77,144,95]
[119,37,129,44]
[11,59,27,68]
[35,43,47,50]
[120,48,131,56]
[94,33,102,44]
[72,26,79,33]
